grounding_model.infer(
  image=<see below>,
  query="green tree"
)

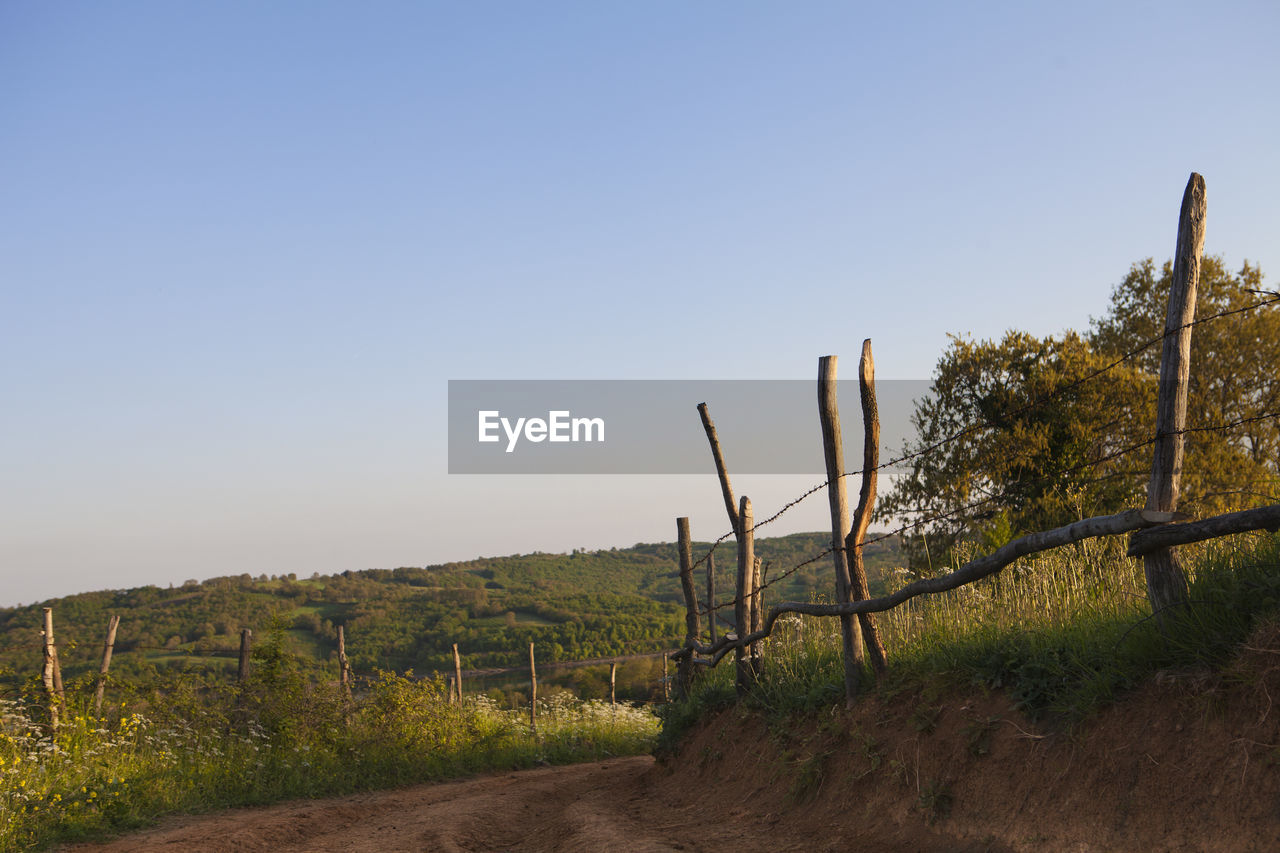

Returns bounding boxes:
[1090,256,1279,515]
[880,257,1277,569]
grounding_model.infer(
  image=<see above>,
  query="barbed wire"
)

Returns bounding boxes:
[696,409,1280,619]
[687,291,1280,591]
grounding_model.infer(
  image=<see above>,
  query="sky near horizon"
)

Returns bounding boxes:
[3,2,1278,607]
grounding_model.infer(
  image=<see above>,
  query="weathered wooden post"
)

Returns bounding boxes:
[706,552,718,645]
[818,355,864,704]
[662,651,670,702]
[452,643,463,704]
[41,608,61,733]
[238,628,253,684]
[676,517,701,698]
[528,642,537,730]
[93,614,120,716]
[610,661,617,706]
[846,339,889,673]
[337,625,352,699]
[735,496,757,694]
[698,403,740,536]
[1143,172,1205,621]
[751,556,764,677]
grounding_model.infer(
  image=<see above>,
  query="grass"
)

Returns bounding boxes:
[667,531,1280,736]
[0,636,658,850]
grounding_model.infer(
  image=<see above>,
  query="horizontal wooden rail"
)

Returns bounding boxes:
[1127,504,1280,557]
[676,508,1183,666]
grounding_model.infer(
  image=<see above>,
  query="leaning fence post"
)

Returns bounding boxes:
[698,403,740,536]
[238,628,253,684]
[93,614,121,717]
[847,339,889,673]
[818,355,864,705]
[735,496,757,694]
[528,642,538,730]
[1143,172,1205,622]
[41,608,61,733]
[676,517,701,698]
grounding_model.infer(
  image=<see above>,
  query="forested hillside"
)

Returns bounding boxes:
[0,532,902,690]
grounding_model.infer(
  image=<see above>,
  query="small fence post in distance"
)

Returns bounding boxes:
[238,628,253,684]
[94,614,121,717]
[528,642,537,730]
[453,643,463,704]
[337,625,352,699]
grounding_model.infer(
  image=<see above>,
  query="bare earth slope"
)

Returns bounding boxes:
[65,622,1280,852]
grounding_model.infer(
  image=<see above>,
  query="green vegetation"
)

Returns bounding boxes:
[882,256,1278,566]
[0,627,659,851]
[0,532,899,701]
[667,532,1280,741]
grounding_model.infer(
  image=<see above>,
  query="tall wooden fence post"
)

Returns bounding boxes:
[610,661,617,707]
[847,339,889,673]
[676,517,701,699]
[41,608,61,733]
[238,628,253,684]
[528,642,537,730]
[735,496,757,694]
[93,614,120,717]
[452,643,464,704]
[337,625,352,699]
[1144,172,1205,621]
[818,355,865,705]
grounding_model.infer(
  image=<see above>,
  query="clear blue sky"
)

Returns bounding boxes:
[3,1,1278,606]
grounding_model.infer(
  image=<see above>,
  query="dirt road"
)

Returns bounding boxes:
[62,755,984,852]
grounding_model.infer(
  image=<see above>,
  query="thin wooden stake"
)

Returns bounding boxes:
[676,516,701,698]
[41,608,60,733]
[735,496,757,694]
[610,661,617,706]
[706,552,718,646]
[528,642,537,729]
[337,625,352,699]
[1144,172,1205,619]
[698,403,739,536]
[94,614,120,717]
[846,339,889,674]
[238,628,253,684]
[662,651,670,702]
[452,643,463,704]
[818,355,864,705]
